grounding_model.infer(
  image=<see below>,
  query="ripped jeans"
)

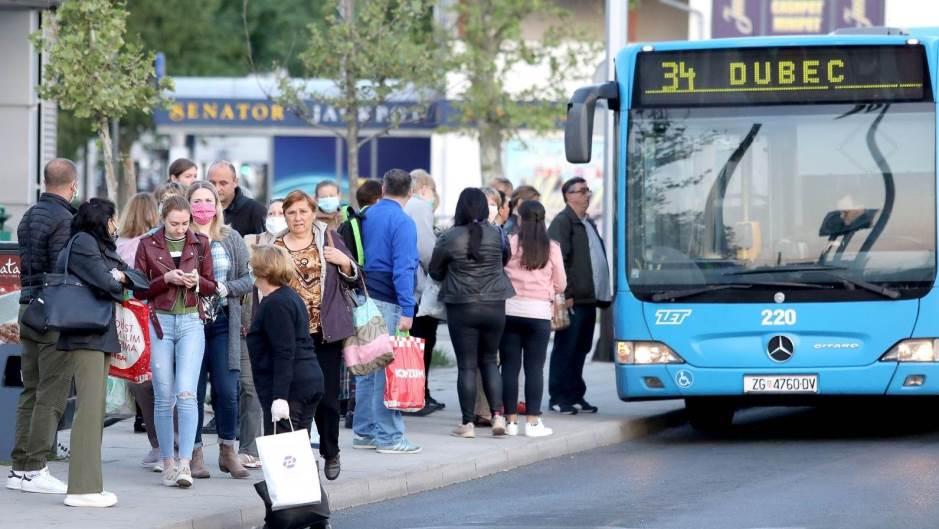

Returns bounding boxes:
[151,312,205,461]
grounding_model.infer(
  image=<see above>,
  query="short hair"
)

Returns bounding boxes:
[382,168,411,198]
[315,179,340,197]
[72,198,116,244]
[561,177,587,204]
[207,160,238,182]
[119,192,159,239]
[482,187,503,207]
[282,190,316,213]
[410,169,436,192]
[161,194,191,220]
[488,177,513,196]
[250,244,294,287]
[44,158,77,189]
[154,181,185,203]
[356,179,383,208]
[269,198,285,207]
[168,158,196,181]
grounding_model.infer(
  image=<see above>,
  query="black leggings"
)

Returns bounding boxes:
[499,316,551,416]
[410,316,440,398]
[446,301,505,424]
[312,333,342,459]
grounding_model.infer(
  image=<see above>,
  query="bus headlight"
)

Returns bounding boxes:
[616,341,684,364]
[880,339,939,362]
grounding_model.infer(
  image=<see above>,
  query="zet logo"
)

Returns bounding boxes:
[655,309,692,326]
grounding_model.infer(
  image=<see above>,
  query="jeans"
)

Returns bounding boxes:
[239,336,262,457]
[66,349,108,494]
[499,316,551,416]
[352,299,407,448]
[196,309,240,445]
[548,305,597,407]
[446,301,505,425]
[151,312,205,461]
[12,306,74,472]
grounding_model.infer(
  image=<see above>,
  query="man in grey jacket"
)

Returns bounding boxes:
[404,169,444,415]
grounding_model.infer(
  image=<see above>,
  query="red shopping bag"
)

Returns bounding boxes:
[110,299,152,383]
[383,335,426,412]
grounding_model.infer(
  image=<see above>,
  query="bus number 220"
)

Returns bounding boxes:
[761,309,796,326]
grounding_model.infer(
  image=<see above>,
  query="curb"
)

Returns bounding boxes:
[179,408,686,529]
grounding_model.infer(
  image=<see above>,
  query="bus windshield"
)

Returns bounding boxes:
[626,102,936,302]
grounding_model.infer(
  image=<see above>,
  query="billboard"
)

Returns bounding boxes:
[712,0,885,38]
[0,244,20,345]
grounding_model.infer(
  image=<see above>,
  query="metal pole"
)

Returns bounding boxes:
[603,0,627,259]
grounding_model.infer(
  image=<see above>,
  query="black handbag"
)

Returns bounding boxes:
[41,236,114,333]
[253,479,330,529]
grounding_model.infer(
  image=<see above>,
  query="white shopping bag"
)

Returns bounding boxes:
[256,424,321,510]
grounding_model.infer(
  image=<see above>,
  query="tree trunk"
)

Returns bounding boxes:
[98,117,118,203]
[478,121,504,186]
[119,155,137,211]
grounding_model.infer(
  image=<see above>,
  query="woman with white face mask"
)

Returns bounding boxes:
[482,187,504,226]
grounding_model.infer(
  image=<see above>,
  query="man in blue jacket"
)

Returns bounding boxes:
[353,169,422,454]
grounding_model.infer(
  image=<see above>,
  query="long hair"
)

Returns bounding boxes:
[453,188,490,261]
[119,192,159,238]
[516,200,550,270]
[186,180,230,242]
[72,198,117,250]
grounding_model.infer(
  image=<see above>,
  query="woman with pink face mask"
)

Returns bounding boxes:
[186,182,254,480]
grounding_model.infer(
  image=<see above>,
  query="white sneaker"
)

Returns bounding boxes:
[175,465,193,488]
[524,418,554,438]
[6,470,25,490]
[152,462,164,473]
[506,422,519,436]
[64,491,118,508]
[161,466,178,487]
[141,448,160,468]
[21,467,67,494]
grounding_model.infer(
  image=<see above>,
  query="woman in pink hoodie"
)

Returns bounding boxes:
[500,200,567,437]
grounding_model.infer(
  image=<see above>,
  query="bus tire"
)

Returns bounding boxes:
[685,398,735,433]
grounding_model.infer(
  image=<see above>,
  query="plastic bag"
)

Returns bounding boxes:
[110,299,152,383]
[106,376,135,418]
[383,335,426,412]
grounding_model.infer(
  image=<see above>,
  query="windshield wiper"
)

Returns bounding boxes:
[724,265,900,299]
[650,280,827,302]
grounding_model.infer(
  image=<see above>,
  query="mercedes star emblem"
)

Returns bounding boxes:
[774,292,786,304]
[768,335,794,362]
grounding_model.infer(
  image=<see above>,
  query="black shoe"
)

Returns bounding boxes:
[201,417,217,435]
[550,403,578,415]
[344,411,353,429]
[133,418,146,433]
[402,403,439,417]
[573,399,598,414]
[426,396,445,410]
[473,415,493,427]
[324,455,340,481]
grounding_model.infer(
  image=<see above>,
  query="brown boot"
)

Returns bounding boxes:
[190,446,211,479]
[219,443,249,479]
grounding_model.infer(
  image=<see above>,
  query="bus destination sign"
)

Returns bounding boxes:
[634,45,930,107]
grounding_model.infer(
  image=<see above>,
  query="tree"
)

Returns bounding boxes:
[446,0,600,184]
[262,0,443,192]
[31,0,171,204]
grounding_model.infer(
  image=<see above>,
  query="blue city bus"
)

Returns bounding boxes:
[565,28,939,430]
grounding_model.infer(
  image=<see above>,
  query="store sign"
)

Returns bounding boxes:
[712,0,884,38]
[0,244,21,345]
[155,98,439,129]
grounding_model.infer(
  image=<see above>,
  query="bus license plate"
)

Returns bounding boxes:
[744,375,818,394]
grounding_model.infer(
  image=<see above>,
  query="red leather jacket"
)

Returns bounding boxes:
[134,227,215,312]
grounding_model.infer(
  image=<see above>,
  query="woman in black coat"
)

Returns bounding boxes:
[246,244,325,434]
[56,198,137,508]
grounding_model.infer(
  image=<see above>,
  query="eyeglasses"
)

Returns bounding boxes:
[566,187,592,195]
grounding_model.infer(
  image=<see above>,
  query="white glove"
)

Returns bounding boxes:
[109,268,123,281]
[271,399,290,421]
[216,282,229,298]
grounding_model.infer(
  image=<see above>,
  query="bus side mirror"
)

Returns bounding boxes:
[565,82,619,163]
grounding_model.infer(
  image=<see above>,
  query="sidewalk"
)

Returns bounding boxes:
[0,361,684,529]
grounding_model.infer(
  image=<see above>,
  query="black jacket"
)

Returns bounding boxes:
[56,232,130,354]
[429,223,515,304]
[18,193,75,304]
[247,286,324,402]
[548,206,609,307]
[223,187,266,236]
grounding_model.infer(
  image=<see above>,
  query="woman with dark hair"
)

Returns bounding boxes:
[499,201,566,437]
[168,158,198,188]
[503,185,541,235]
[429,188,515,438]
[57,198,137,507]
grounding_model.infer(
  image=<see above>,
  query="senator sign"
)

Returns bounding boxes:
[154,98,439,129]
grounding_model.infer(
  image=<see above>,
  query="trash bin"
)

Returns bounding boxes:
[0,343,22,461]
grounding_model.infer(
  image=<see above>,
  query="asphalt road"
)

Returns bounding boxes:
[333,401,939,529]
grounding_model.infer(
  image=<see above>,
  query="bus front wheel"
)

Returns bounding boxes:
[685,398,736,433]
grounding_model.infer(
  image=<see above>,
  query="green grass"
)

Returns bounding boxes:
[430,348,454,368]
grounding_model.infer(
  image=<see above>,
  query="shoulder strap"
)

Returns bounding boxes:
[61,234,80,275]
[350,217,364,266]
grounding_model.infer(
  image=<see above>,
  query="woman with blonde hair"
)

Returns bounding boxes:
[186,181,254,480]
[274,190,358,480]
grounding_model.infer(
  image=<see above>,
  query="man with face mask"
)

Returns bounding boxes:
[8,159,79,494]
